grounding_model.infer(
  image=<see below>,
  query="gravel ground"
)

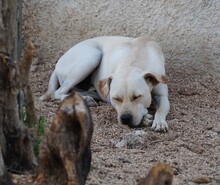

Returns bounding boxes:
[12,55,220,185]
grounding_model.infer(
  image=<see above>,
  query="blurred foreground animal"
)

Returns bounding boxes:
[137,163,174,185]
[36,92,93,185]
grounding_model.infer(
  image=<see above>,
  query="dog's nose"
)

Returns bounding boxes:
[120,113,133,126]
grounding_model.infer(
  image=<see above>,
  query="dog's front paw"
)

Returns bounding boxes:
[151,118,168,132]
[141,114,153,127]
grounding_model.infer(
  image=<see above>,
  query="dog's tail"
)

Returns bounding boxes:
[40,70,59,101]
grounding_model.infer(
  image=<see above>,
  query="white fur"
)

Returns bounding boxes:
[40,36,170,131]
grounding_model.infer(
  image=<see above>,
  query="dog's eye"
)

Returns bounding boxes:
[131,95,142,101]
[113,97,123,103]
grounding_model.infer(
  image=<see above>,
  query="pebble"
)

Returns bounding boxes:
[115,130,147,149]
[117,157,131,164]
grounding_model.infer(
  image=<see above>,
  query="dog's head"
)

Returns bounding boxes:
[99,68,168,127]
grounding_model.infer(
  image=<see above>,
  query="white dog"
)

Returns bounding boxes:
[40,36,170,131]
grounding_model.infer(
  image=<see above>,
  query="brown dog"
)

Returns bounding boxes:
[137,163,174,185]
[36,92,93,185]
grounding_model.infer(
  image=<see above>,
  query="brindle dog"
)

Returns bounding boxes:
[36,92,93,185]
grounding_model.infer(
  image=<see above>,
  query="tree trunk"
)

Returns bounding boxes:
[0,0,37,183]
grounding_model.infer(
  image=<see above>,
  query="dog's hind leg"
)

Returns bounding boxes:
[40,71,59,101]
[79,90,102,106]
[53,47,102,101]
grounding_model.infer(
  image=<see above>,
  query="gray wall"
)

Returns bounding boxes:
[23,0,220,74]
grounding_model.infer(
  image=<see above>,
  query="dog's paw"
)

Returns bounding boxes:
[40,93,51,101]
[141,114,153,127]
[83,96,98,107]
[60,94,69,101]
[151,118,168,132]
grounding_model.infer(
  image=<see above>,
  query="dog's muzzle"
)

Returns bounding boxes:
[120,113,134,127]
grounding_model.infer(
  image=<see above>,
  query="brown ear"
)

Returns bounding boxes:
[143,73,168,86]
[98,77,112,98]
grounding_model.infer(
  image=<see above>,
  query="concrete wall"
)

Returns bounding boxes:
[23,0,220,74]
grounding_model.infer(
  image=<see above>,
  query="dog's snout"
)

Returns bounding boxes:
[120,113,133,126]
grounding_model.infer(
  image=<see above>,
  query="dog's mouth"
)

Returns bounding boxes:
[117,123,131,130]
[118,116,149,129]
[117,113,154,129]
[117,119,138,129]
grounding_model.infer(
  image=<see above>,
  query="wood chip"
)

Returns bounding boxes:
[192,175,211,184]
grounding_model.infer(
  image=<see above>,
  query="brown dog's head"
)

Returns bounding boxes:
[38,92,93,185]
[137,163,174,185]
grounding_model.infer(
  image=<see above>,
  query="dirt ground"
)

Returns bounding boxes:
[13,55,220,184]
